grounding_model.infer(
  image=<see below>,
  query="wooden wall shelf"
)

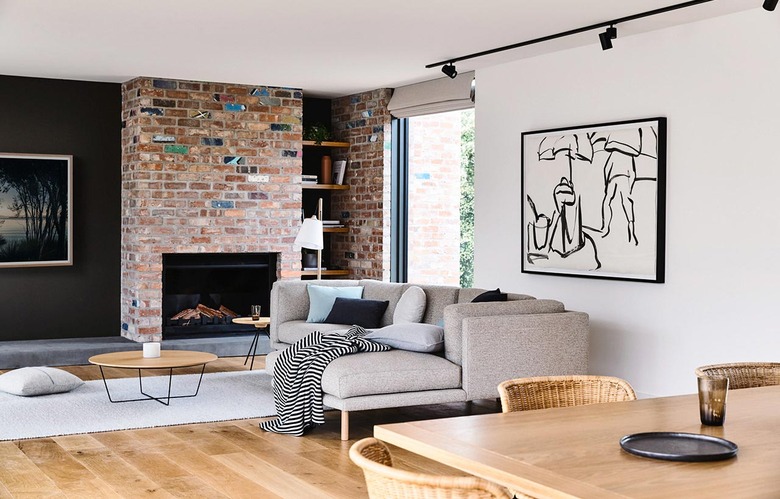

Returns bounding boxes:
[282,269,351,278]
[302,183,350,190]
[323,227,349,233]
[302,140,350,148]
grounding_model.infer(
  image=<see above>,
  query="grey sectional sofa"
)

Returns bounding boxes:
[267,279,589,439]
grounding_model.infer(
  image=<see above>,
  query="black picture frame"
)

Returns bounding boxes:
[0,153,73,268]
[521,117,666,282]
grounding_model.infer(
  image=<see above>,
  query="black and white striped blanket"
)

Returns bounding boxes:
[259,325,390,436]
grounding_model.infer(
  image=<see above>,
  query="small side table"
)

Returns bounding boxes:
[232,316,270,370]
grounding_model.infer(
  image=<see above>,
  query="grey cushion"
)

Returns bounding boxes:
[320,350,461,398]
[0,367,84,396]
[393,286,426,324]
[365,323,444,353]
[277,320,352,345]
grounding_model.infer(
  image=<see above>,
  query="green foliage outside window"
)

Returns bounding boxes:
[460,110,475,287]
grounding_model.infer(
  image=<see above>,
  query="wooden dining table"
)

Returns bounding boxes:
[374,384,780,498]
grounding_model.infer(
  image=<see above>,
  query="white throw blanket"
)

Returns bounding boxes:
[259,326,389,436]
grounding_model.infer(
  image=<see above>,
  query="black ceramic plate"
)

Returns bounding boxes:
[620,432,738,462]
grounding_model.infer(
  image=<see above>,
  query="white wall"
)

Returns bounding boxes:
[474,8,780,397]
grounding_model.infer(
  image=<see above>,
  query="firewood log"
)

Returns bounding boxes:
[219,305,238,318]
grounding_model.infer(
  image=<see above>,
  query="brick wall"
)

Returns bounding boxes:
[407,112,462,285]
[330,89,393,281]
[120,77,302,341]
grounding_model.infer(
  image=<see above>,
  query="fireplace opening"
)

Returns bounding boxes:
[162,253,277,338]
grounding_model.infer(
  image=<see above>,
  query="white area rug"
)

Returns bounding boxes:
[0,370,276,441]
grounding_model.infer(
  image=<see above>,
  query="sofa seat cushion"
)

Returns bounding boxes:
[321,350,461,399]
[277,320,351,345]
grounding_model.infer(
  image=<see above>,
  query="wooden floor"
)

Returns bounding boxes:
[0,357,499,498]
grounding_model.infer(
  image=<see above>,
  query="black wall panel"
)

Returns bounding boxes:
[0,75,121,341]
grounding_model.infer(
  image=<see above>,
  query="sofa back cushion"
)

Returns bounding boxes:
[415,284,460,325]
[359,280,407,327]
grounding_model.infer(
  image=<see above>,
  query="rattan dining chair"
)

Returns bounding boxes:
[349,437,514,499]
[695,362,780,389]
[497,375,637,413]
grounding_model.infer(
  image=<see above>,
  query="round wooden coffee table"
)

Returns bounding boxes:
[89,350,218,405]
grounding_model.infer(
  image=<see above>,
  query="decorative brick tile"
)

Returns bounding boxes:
[140,107,164,116]
[153,98,177,108]
[223,156,245,165]
[153,79,177,89]
[224,103,247,112]
[164,144,189,154]
[211,200,235,209]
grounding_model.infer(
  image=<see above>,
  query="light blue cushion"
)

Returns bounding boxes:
[306,284,364,323]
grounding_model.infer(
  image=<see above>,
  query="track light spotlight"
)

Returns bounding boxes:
[764,0,778,11]
[441,63,458,79]
[599,25,618,51]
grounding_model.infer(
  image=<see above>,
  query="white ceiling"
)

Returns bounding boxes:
[0,0,759,97]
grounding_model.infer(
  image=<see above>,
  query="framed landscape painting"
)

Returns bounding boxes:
[0,153,73,268]
[521,118,666,282]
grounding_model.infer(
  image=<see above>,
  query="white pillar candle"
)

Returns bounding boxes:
[143,342,161,358]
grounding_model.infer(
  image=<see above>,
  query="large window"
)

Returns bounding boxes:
[392,109,474,286]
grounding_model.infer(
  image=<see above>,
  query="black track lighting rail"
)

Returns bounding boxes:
[426,0,717,70]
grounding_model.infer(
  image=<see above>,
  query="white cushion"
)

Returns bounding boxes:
[0,367,84,396]
[365,323,444,353]
[393,286,426,324]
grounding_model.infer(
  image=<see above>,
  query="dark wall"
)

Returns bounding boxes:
[0,75,121,341]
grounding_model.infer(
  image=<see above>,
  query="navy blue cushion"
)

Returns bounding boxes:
[325,297,389,329]
[471,288,508,303]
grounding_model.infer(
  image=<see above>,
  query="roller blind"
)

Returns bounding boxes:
[387,71,475,118]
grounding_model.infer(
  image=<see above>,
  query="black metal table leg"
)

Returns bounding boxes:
[244,331,259,367]
[97,363,208,405]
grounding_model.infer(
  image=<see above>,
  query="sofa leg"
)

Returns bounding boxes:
[340,411,349,441]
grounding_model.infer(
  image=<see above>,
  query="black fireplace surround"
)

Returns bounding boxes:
[162,253,277,338]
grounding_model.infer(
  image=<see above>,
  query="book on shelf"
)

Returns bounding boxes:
[332,159,347,185]
[301,174,318,184]
[303,267,327,271]
[322,220,341,225]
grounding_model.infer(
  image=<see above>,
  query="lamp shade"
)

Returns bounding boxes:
[293,216,324,250]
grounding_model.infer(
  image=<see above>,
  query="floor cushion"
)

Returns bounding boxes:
[0,366,84,396]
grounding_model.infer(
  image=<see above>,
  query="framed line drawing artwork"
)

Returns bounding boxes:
[521,117,666,282]
[0,153,73,268]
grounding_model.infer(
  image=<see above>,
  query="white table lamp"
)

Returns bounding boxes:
[294,214,324,279]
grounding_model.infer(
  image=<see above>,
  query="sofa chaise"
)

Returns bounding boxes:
[267,279,589,439]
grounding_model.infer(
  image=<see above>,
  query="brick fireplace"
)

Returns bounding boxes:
[120,77,303,341]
